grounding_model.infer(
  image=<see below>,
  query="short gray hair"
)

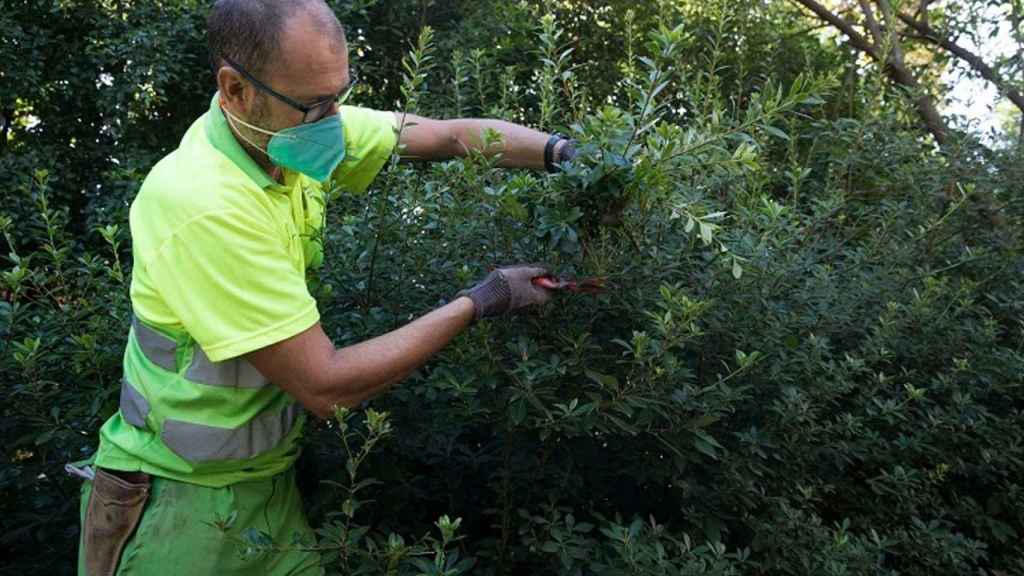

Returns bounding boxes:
[207,0,345,78]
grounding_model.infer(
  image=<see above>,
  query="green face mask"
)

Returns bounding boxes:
[223,107,347,183]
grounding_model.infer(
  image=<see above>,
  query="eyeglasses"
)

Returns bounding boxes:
[222,55,359,124]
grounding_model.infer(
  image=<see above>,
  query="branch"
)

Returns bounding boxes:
[876,0,910,72]
[0,109,10,153]
[789,0,878,58]
[789,0,948,144]
[782,5,861,39]
[1014,0,1024,146]
[898,11,1024,114]
[914,0,934,26]
[857,0,885,48]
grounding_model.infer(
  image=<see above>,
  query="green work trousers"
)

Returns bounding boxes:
[76,465,322,575]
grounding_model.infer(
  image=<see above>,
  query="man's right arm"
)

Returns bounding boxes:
[246,266,552,418]
[246,296,475,418]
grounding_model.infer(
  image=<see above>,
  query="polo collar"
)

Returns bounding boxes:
[205,92,277,190]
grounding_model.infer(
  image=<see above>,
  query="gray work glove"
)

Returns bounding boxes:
[460,265,553,320]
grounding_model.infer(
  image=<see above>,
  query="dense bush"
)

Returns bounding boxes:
[2,2,1022,575]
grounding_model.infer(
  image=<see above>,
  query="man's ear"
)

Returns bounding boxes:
[216,66,251,113]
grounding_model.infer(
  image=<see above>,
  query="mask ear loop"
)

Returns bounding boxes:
[221,105,276,154]
[223,103,340,157]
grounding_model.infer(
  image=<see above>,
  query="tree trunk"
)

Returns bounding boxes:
[876,0,947,145]
[884,64,948,145]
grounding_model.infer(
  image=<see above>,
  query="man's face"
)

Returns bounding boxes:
[233,11,351,149]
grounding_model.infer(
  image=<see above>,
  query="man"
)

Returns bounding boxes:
[71,1,577,574]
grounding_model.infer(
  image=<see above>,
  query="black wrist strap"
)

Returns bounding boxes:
[544,133,565,173]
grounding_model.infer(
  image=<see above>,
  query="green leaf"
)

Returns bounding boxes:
[585,369,619,389]
[693,431,722,460]
[763,125,790,141]
[34,429,54,446]
[699,222,713,245]
[242,528,273,548]
[501,196,528,221]
[687,414,719,429]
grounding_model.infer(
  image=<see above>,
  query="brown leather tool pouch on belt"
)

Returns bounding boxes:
[83,468,151,576]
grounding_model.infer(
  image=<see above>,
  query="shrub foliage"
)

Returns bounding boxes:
[2,1,1022,575]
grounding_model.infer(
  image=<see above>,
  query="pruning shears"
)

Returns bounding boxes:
[532,274,607,294]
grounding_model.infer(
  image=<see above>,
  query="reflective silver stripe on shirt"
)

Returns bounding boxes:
[161,402,303,463]
[120,377,151,429]
[133,315,267,388]
[132,316,177,372]
[185,346,269,389]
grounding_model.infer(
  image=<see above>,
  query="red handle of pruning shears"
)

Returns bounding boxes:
[532,274,606,294]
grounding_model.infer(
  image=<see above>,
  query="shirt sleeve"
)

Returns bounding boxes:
[332,105,398,194]
[144,209,320,362]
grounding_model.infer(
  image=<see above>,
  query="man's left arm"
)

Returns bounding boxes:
[393,113,573,171]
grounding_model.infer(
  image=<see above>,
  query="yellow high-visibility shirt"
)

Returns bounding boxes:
[93,94,396,486]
